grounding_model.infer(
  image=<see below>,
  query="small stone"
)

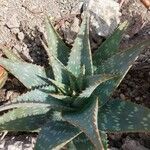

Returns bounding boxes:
[6,91,14,100]
[120,93,126,100]
[6,14,20,28]
[17,32,24,41]
[108,148,119,150]
[13,44,21,51]
[135,97,140,101]
[122,139,149,150]
[0,140,5,149]
[11,28,20,34]
[124,34,130,39]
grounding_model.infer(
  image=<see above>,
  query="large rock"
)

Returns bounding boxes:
[84,0,121,37]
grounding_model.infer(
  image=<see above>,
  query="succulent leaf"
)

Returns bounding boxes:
[48,78,68,94]
[45,17,70,65]
[0,107,49,131]
[67,141,77,150]
[99,99,150,132]
[35,120,80,150]
[94,40,150,105]
[93,21,128,66]
[16,85,55,102]
[100,131,108,150]
[0,85,72,112]
[67,15,93,77]
[1,46,24,62]
[96,40,150,76]
[0,96,73,112]
[64,98,104,150]
[73,133,95,150]
[93,77,120,106]
[42,40,76,86]
[0,57,49,88]
[73,74,117,106]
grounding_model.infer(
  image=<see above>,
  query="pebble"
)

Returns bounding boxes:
[6,14,20,28]
[17,32,24,41]
[108,148,119,150]
[122,139,149,150]
[124,34,130,40]
[11,28,20,34]
[0,140,5,149]
[6,90,14,100]
[120,93,126,100]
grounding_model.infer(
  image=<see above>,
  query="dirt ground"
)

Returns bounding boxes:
[0,0,150,149]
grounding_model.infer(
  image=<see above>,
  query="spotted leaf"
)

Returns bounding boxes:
[66,141,77,150]
[93,21,128,66]
[0,107,49,131]
[73,74,117,106]
[92,77,120,106]
[45,17,70,65]
[15,85,55,102]
[42,40,76,87]
[96,40,150,76]
[100,131,108,150]
[67,15,93,77]
[1,46,24,62]
[0,95,73,113]
[99,99,150,132]
[64,98,104,150]
[0,57,49,88]
[73,133,95,150]
[35,120,80,150]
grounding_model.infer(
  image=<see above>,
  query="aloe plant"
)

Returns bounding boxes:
[0,15,150,150]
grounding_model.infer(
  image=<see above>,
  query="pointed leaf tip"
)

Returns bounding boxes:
[64,97,104,150]
[0,57,49,88]
[93,21,129,66]
[67,15,93,77]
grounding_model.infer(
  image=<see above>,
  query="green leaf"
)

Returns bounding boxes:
[100,131,108,150]
[35,120,80,150]
[0,85,73,112]
[73,74,117,106]
[0,95,73,112]
[94,40,150,106]
[67,141,77,150]
[99,99,150,132]
[16,85,55,101]
[64,98,104,150]
[67,15,93,77]
[73,133,95,150]
[48,78,68,94]
[93,21,128,66]
[1,46,24,62]
[0,107,49,131]
[76,65,86,92]
[0,57,49,88]
[93,77,120,106]
[96,40,150,77]
[41,39,75,86]
[45,17,70,66]
[72,132,108,150]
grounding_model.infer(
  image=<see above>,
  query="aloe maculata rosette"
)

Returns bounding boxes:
[0,15,150,150]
